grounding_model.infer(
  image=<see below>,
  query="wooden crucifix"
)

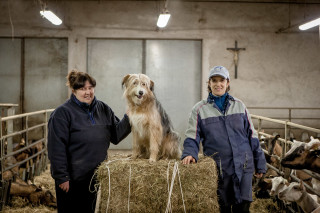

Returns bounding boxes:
[227,40,246,79]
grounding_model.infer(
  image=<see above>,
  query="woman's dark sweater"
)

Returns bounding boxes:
[48,95,131,184]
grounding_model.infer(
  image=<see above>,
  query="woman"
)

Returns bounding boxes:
[48,70,131,213]
[181,66,266,213]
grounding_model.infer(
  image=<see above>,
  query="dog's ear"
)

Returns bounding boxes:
[122,74,131,89]
[150,80,154,91]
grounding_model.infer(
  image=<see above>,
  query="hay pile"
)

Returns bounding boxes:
[96,156,219,213]
[34,165,55,192]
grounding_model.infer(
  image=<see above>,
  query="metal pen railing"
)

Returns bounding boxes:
[0,109,54,181]
[251,114,320,197]
[248,107,320,129]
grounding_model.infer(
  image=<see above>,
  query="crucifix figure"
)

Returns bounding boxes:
[227,40,246,79]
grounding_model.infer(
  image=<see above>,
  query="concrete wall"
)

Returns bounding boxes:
[0,0,319,138]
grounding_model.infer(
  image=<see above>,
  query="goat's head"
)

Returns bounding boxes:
[281,138,320,172]
[278,181,305,202]
[269,176,288,196]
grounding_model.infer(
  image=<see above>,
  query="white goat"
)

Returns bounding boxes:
[278,181,320,213]
[267,176,289,197]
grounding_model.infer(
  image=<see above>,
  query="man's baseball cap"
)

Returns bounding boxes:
[208,66,230,80]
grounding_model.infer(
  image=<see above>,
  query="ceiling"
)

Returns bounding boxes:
[31,0,320,4]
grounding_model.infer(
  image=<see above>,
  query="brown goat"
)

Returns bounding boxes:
[281,138,320,174]
[10,177,57,207]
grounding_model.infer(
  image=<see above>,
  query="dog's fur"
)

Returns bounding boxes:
[122,74,181,162]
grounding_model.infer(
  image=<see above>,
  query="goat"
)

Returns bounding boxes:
[3,156,19,181]
[265,176,289,197]
[278,181,320,213]
[268,135,282,157]
[253,167,279,199]
[10,177,57,207]
[291,170,313,188]
[281,137,320,174]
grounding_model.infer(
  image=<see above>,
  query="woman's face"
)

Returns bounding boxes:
[209,76,229,96]
[73,80,95,105]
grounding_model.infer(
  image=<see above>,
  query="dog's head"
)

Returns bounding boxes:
[122,74,154,105]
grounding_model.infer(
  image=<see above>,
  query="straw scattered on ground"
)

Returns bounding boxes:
[3,150,281,213]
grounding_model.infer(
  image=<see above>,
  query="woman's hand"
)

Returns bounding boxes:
[254,173,263,179]
[182,156,196,164]
[59,181,70,192]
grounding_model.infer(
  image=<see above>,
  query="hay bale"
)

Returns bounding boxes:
[96,156,219,212]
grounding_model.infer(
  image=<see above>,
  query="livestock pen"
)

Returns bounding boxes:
[251,110,320,212]
[1,106,320,212]
[0,108,54,210]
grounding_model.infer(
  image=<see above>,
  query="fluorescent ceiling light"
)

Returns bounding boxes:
[157,12,171,28]
[40,10,62,25]
[299,17,320,30]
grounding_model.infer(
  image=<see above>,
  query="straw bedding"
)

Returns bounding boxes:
[96,156,220,213]
[2,155,281,212]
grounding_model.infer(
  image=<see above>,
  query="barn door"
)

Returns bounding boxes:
[88,39,142,149]
[87,39,201,149]
[146,40,202,149]
[0,38,22,110]
[0,38,68,140]
[23,38,68,140]
[24,38,68,112]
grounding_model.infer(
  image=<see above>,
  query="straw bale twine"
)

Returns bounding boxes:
[96,156,219,212]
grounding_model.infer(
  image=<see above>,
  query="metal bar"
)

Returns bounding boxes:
[0,109,54,122]
[286,121,320,133]
[251,114,287,125]
[269,118,320,120]
[0,123,46,140]
[289,173,320,197]
[266,163,320,197]
[6,107,15,154]
[280,122,287,172]
[252,114,320,133]
[255,127,320,130]
[0,104,19,107]
[26,115,29,148]
[1,149,46,173]
[248,107,320,110]
[2,138,45,158]
[45,111,48,151]
[301,169,320,180]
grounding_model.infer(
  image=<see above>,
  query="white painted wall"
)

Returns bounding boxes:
[0,0,319,132]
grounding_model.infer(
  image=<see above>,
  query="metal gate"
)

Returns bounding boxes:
[0,108,53,210]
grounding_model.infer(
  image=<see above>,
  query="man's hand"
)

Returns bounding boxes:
[59,181,70,192]
[182,156,196,164]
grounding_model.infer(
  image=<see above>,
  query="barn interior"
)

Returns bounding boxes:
[1,0,320,149]
[0,0,320,211]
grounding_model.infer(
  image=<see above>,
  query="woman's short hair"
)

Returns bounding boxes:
[66,70,96,90]
[207,77,230,93]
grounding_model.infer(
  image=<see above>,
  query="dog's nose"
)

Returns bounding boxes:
[139,91,143,95]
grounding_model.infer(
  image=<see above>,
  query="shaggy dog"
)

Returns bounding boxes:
[122,74,181,162]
